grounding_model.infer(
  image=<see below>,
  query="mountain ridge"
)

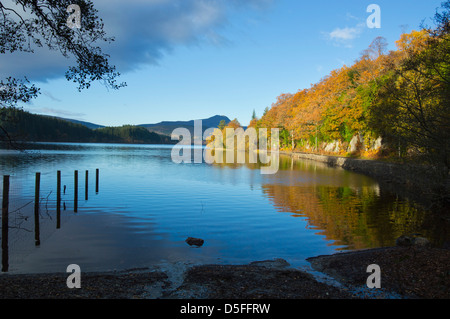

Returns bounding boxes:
[51,116,106,130]
[138,115,231,136]
[50,115,231,135]
[139,115,231,127]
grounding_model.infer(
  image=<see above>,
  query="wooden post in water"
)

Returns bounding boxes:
[34,172,41,246]
[57,170,61,229]
[85,170,88,201]
[95,169,99,194]
[74,170,78,213]
[2,175,10,272]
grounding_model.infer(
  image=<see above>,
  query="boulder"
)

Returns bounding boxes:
[373,137,383,150]
[324,141,337,153]
[413,237,431,248]
[396,235,414,247]
[348,135,365,153]
[186,237,204,247]
[348,136,360,153]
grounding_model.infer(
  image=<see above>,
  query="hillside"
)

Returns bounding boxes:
[0,108,173,145]
[97,125,172,144]
[251,28,449,171]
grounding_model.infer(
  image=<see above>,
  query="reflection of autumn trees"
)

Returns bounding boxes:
[261,183,444,250]
[205,153,449,249]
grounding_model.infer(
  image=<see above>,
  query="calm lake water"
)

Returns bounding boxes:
[0,143,446,274]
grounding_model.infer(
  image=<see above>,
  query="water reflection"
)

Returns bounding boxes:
[0,166,102,272]
[0,143,448,273]
[263,184,442,249]
[278,157,447,249]
[208,152,448,249]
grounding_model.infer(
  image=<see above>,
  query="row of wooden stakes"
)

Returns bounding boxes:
[1,169,100,272]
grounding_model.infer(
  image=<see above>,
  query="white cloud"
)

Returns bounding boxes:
[324,23,365,47]
[28,107,86,118]
[329,26,360,41]
[42,91,62,102]
[1,0,275,82]
[345,12,360,22]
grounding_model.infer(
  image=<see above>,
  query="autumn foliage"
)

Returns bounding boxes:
[250,3,449,177]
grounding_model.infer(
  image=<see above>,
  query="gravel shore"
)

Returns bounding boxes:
[0,246,448,299]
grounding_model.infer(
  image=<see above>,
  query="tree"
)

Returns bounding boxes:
[361,36,388,60]
[250,0,449,180]
[428,0,450,37]
[371,22,449,202]
[382,28,448,163]
[0,77,39,145]
[226,118,241,130]
[0,0,125,145]
[218,119,226,130]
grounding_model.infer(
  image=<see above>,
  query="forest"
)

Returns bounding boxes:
[240,2,449,174]
[0,107,173,145]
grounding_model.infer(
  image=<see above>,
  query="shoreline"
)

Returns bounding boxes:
[279,151,449,211]
[0,246,449,299]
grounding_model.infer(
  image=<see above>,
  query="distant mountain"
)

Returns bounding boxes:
[139,115,231,137]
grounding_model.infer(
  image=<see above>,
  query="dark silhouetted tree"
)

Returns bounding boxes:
[0,0,125,145]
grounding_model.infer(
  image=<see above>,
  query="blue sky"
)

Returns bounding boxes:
[9,0,444,127]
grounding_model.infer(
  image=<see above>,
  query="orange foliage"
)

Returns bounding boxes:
[254,35,403,148]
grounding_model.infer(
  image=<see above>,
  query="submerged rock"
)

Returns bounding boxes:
[186,237,204,247]
[249,259,291,269]
[396,235,431,248]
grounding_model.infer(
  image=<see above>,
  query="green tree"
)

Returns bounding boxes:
[218,119,226,130]
[370,5,450,202]
[375,30,449,169]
